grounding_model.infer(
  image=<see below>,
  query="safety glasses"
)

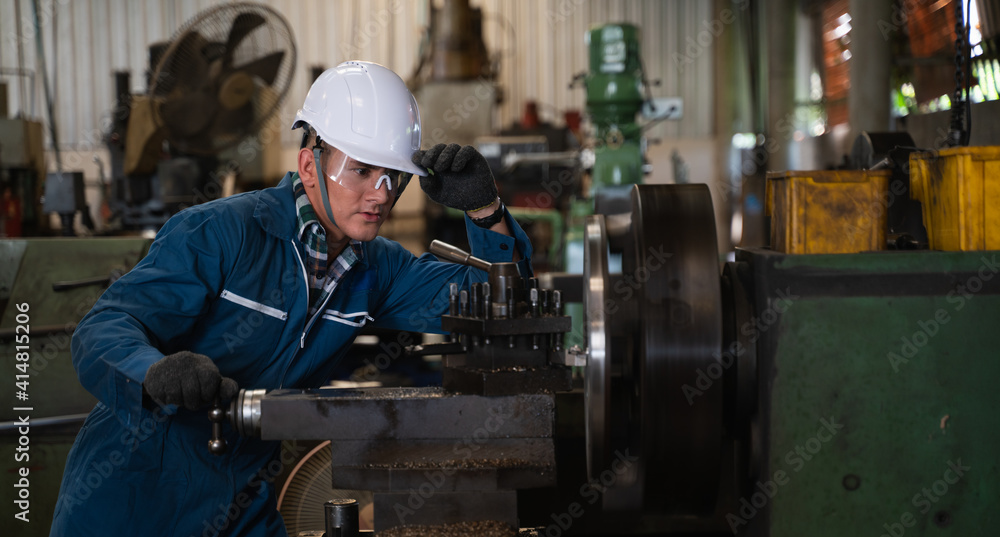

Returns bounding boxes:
[323,147,403,193]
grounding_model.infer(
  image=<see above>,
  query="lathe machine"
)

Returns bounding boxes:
[207,183,1000,536]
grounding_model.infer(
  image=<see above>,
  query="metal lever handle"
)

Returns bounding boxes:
[429,240,491,271]
[208,396,228,455]
[51,269,124,292]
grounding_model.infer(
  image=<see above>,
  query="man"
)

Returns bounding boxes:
[49,61,531,536]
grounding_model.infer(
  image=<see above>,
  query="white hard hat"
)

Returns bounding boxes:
[292,61,423,175]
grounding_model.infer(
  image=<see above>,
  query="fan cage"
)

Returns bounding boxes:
[148,2,297,154]
[277,441,374,535]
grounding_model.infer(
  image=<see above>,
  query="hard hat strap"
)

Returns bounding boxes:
[391,174,411,209]
[312,141,339,229]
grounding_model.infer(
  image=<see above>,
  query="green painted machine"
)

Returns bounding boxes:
[0,238,152,536]
[583,23,647,191]
[566,23,650,271]
[563,23,682,348]
[732,248,1000,536]
[572,183,999,535]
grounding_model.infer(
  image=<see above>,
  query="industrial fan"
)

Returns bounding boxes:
[148,2,295,155]
[276,441,375,533]
[114,2,295,229]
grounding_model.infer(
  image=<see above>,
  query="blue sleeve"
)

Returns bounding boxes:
[371,208,533,334]
[71,208,233,428]
[464,205,533,277]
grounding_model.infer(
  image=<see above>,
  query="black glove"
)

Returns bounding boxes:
[143,351,238,410]
[412,143,499,212]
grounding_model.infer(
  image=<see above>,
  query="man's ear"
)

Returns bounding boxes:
[298,147,318,187]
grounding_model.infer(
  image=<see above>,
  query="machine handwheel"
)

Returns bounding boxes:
[583,184,724,514]
[631,184,723,513]
[584,215,612,482]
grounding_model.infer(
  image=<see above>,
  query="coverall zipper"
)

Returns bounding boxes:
[280,239,344,388]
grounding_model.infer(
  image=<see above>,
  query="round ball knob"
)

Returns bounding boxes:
[208,406,226,423]
[208,438,228,455]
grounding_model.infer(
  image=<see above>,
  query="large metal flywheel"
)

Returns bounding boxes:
[585,184,723,514]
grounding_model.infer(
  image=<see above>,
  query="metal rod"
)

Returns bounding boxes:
[553,290,563,352]
[502,150,581,172]
[0,323,75,341]
[0,413,89,432]
[32,0,61,174]
[430,240,492,271]
[531,288,540,350]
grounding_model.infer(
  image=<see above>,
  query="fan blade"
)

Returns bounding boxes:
[223,12,266,68]
[211,102,255,145]
[160,89,218,138]
[161,31,210,93]
[233,51,286,86]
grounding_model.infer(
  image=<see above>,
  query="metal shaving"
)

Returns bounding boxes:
[379,519,515,537]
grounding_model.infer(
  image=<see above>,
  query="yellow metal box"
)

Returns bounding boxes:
[909,146,1000,251]
[766,170,890,254]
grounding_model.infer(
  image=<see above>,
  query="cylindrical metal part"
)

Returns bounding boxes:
[506,288,516,320]
[482,283,492,320]
[471,282,482,318]
[449,283,459,316]
[553,290,564,351]
[229,389,266,438]
[460,289,469,317]
[530,288,541,350]
[208,401,228,455]
[430,240,492,271]
[431,0,487,81]
[483,282,492,345]
[325,499,360,537]
[507,288,517,348]
[489,262,522,317]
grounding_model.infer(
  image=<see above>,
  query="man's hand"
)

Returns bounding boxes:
[412,143,499,212]
[143,351,238,410]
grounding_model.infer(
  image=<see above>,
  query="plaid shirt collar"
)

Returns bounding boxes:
[292,173,363,314]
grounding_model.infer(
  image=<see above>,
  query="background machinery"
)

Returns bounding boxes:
[105,2,295,231]
[2,2,998,536]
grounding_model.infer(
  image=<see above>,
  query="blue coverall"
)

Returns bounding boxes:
[49,172,532,536]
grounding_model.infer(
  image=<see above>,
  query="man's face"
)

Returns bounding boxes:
[302,146,395,244]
